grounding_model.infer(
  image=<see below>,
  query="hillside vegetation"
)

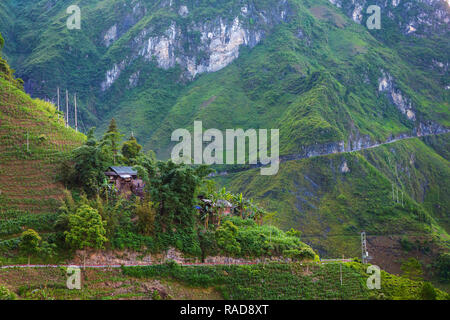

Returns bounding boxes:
[0,262,447,300]
[215,136,450,279]
[0,46,317,267]
[1,0,448,156]
[0,0,448,293]
[0,38,84,256]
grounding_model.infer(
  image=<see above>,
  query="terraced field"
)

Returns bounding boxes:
[0,76,84,247]
[0,79,84,213]
[2,262,446,300]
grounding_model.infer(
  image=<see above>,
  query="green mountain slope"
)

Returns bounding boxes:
[215,136,449,271]
[0,41,84,214]
[2,0,448,154]
[1,0,448,280]
[1,262,448,300]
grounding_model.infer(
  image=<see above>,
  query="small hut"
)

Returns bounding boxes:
[104,166,144,198]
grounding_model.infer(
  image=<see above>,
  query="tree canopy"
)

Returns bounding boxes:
[0,32,4,51]
[65,204,108,251]
[19,229,41,265]
[122,135,142,164]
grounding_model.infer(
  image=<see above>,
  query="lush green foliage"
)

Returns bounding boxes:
[65,205,108,251]
[0,39,84,218]
[18,229,56,264]
[19,229,41,264]
[122,136,143,164]
[217,139,449,260]
[213,216,316,259]
[122,261,448,300]
[0,0,448,293]
[401,258,424,281]
[0,32,4,50]
[433,253,450,283]
[421,282,437,300]
[0,286,16,300]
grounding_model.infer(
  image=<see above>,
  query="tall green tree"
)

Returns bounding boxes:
[121,135,142,164]
[67,128,113,195]
[149,161,211,232]
[19,229,41,265]
[65,204,108,267]
[434,253,450,283]
[102,118,123,164]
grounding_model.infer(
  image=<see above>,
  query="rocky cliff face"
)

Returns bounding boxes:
[378,70,416,121]
[280,123,449,163]
[101,0,292,91]
[329,0,450,35]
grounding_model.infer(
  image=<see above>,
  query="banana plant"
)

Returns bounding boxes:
[253,205,266,226]
[233,193,246,218]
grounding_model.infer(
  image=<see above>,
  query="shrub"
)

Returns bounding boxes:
[421,282,437,300]
[198,230,218,258]
[434,253,450,283]
[399,236,414,252]
[216,220,241,255]
[0,286,16,300]
[135,199,156,236]
[152,290,161,300]
[401,258,423,281]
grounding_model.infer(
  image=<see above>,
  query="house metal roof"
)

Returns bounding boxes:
[108,166,138,177]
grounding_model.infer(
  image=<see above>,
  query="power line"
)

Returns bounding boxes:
[65,89,69,128]
[74,93,78,132]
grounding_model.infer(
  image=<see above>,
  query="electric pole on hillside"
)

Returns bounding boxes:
[361,231,371,264]
[74,93,78,132]
[65,89,69,128]
[401,191,404,207]
[57,87,60,119]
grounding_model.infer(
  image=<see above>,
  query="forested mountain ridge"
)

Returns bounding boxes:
[0,0,448,156]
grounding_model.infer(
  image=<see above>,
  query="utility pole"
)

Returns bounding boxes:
[57,87,60,119]
[65,89,69,128]
[74,93,78,132]
[361,231,369,264]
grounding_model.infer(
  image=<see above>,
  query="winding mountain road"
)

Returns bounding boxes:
[212,128,449,176]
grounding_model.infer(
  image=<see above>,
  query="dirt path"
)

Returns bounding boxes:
[0,259,347,269]
[0,262,258,269]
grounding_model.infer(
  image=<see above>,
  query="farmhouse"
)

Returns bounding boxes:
[104,166,144,198]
